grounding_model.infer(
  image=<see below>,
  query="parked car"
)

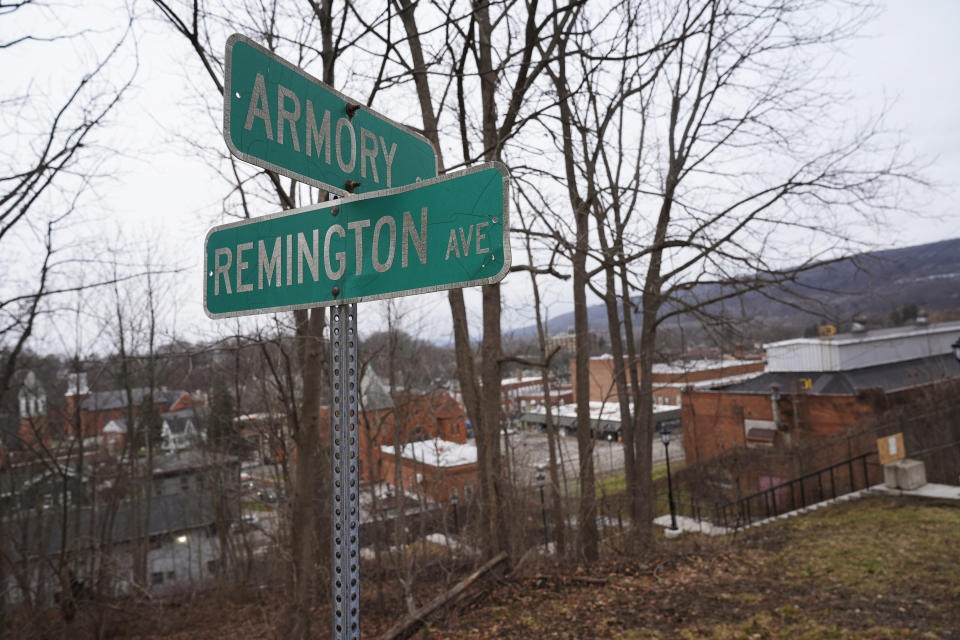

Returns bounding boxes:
[230,512,259,534]
[257,487,279,503]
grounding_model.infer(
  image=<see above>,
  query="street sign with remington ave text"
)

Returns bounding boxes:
[203,163,510,318]
[224,34,438,195]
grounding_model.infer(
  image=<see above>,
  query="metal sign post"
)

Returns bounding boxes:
[331,303,360,639]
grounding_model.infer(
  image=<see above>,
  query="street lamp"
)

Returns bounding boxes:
[660,426,678,531]
[450,491,459,534]
[535,467,548,550]
[951,337,960,364]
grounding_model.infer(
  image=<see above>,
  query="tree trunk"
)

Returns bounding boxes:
[620,266,643,534]
[632,306,659,545]
[599,262,637,553]
[475,0,509,561]
[525,243,566,556]
[573,205,598,563]
[286,307,327,639]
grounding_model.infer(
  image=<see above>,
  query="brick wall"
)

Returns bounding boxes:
[326,390,468,484]
[680,388,880,467]
[572,357,764,405]
[379,453,477,504]
[680,380,958,498]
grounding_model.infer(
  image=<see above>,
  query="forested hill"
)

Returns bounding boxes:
[514,237,960,338]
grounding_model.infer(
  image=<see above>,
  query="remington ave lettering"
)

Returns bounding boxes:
[203,163,511,318]
[211,208,428,296]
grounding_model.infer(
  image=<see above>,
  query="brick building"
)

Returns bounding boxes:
[682,320,960,495]
[572,355,764,406]
[379,438,478,504]
[319,370,470,485]
[500,371,572,417]
[544,330,601,355]
[64,373,196,440]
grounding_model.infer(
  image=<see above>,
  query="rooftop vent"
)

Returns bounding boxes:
[851,313,868,334]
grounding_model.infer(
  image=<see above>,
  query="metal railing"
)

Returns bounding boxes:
[661,451,878,531]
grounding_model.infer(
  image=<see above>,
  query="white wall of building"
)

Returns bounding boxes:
[764,321,960,373]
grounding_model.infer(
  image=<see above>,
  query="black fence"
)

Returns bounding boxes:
[661,451,878,531]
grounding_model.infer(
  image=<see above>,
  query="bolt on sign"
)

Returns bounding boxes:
[224,34,438,195]
[203,163,510,318]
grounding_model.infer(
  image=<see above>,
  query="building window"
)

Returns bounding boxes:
[744,419,776,448]
[151,572,164,586]
[180,476,190,493]
[464,484,473,499]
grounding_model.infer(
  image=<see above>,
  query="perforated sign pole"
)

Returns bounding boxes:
[331,302,360,639]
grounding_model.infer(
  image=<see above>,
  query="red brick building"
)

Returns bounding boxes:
[379,438,478,504]
[64,373,195,440]
[319,373,470,485]
[682,321,960,494]
[572,355,764,406]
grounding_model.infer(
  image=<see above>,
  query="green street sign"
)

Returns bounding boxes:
[224,34,438,195]
[204,163,510,318]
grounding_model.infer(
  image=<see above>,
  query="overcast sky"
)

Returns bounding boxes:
[6,0,960,352]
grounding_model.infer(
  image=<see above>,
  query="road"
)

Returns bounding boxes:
[499,429,685,487]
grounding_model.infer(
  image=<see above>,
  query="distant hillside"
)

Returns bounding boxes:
[510,237,960,341]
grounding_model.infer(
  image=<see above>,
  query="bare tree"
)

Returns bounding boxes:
[0,7,135,628]
[393,0,581,563]
[538,0,666,562]
[512,187,570,556]
[0,6,134,425]
[541,0,913,547]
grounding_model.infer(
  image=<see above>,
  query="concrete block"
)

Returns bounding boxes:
[664,527,683,539]
[883,464,899,489]
[894,458,927,491]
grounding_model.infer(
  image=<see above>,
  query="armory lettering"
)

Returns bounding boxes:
[242,72,399,188]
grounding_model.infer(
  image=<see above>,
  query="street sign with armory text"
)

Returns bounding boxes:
[203,163,510,318]
[224,34,438,195]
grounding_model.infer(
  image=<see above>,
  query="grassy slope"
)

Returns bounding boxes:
[8,494,958,639]
[420,495,960,639]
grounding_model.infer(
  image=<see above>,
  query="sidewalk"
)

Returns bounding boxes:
[654,482,960,538]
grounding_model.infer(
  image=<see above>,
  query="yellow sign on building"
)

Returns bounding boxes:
[877,432,906,465]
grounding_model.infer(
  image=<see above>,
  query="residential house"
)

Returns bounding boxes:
[0,449,239,608]
[160,407,209,452]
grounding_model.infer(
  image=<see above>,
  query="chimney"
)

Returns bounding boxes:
[769,383,784,431]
